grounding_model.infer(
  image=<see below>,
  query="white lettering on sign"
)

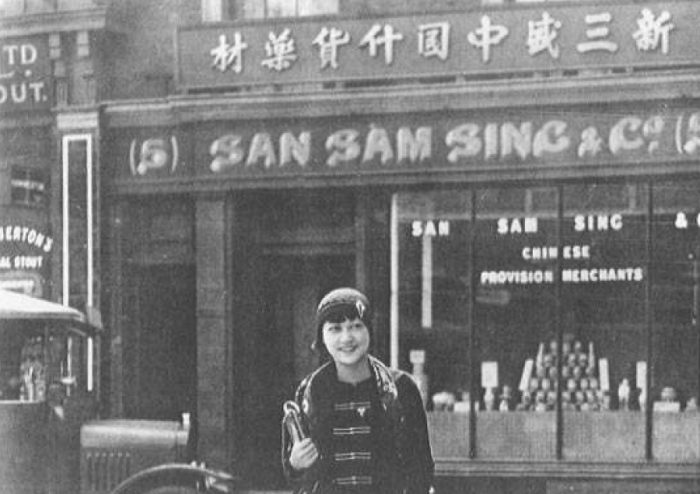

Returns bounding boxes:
[562,267,644,283]
[13,256,43,269]
[0,225,53,252]
[480,270,554,285]
[142,111,700,179]
[210,131,311,171]
[480,266,644,285]
[467,15,509,63]
[313,27,351,70]
[359,24,404,65]
[418,22,450,60]
[497,217,539,235]
[573,214,623,232]
[0,81,46,105]
[325,126,431,167]
[411,220,450,237]
[211,33,248,73]
[0,256,43,270]
[527,12,562,59]
[445,120,570,162]
[633,8,674,55]
[193,4,687,82]
[673,212,700,229]
[522,245,590,260]
[0,43,47,106]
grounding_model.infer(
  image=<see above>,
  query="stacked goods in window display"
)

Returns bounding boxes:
[516,336,609,412]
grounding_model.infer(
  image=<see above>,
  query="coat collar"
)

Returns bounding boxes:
[300,355,399,418]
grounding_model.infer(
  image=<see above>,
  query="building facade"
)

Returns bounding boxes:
[4,1,700,493]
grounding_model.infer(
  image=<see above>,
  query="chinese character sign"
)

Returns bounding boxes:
[176,1,699,88]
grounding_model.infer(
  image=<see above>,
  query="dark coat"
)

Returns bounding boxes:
[282,356,434,494]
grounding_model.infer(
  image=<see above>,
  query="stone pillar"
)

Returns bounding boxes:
[195,197,230,468]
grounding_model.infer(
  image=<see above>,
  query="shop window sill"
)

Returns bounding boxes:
[653,412,700,463]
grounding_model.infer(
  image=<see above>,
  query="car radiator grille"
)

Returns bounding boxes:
[82,451,132,494]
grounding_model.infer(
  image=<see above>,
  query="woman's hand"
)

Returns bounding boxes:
[289,437,319,471]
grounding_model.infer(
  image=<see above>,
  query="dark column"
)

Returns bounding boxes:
[195,197,230,468]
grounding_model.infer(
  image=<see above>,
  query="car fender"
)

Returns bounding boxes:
[108,462,236,494]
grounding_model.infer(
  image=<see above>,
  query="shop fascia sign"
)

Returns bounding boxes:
[177,1,691,88]
[0,225,53,270]
[0,36,51,112]
[127,108,700,178]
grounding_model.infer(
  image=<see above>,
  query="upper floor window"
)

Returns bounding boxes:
[0,0,99,17]
[246,0,338,18]
[202,0,338,22]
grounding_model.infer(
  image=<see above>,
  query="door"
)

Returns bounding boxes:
[125,264,197,420]
[245,254,354,488]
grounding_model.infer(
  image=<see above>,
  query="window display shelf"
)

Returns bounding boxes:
[429,410,700,465]
[476,411,556,460]
[562,411,645,461]
[653,412,700,462]
[427,411,470,458]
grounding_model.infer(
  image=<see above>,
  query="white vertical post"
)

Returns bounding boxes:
[86,135,93,307]
[61,134,92,307]
[390,194,399,369]
[421,234,433,329]
[61,136,70,306]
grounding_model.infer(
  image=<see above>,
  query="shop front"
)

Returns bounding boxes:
[103,1,700,491]
[103,99,700,491]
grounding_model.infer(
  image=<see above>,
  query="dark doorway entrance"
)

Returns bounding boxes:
[245,253,354,488]
[124,264,197,421]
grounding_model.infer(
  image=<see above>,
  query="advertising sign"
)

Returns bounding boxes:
[177,1,694,89]
[115,106,700,184]
[0,36,51,113]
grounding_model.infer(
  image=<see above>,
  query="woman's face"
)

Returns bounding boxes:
[322,317,370,369]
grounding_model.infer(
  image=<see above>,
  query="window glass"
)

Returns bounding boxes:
[11,167,47,207]
[0,321,88,402]
[474,186,557,460]
[561,183,647,461]
[393,190,471,409]
[651,180,700,462]
[392,182,700,462]
[241,0,337,19]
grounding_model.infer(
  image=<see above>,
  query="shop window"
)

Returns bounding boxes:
[560,183,648,461]
[392,190,472,408]
[651,180,700,462]
[0,321,88,402]
[391,181,700,463]
[473,186,559,460]
[11,167,46,207]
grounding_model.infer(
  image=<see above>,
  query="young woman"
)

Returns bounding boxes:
[282,288,434,494]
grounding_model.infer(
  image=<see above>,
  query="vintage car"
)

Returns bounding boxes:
[0,289,234,494]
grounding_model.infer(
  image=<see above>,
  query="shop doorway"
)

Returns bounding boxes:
[245,253,354,488]
[124,264,197,421]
